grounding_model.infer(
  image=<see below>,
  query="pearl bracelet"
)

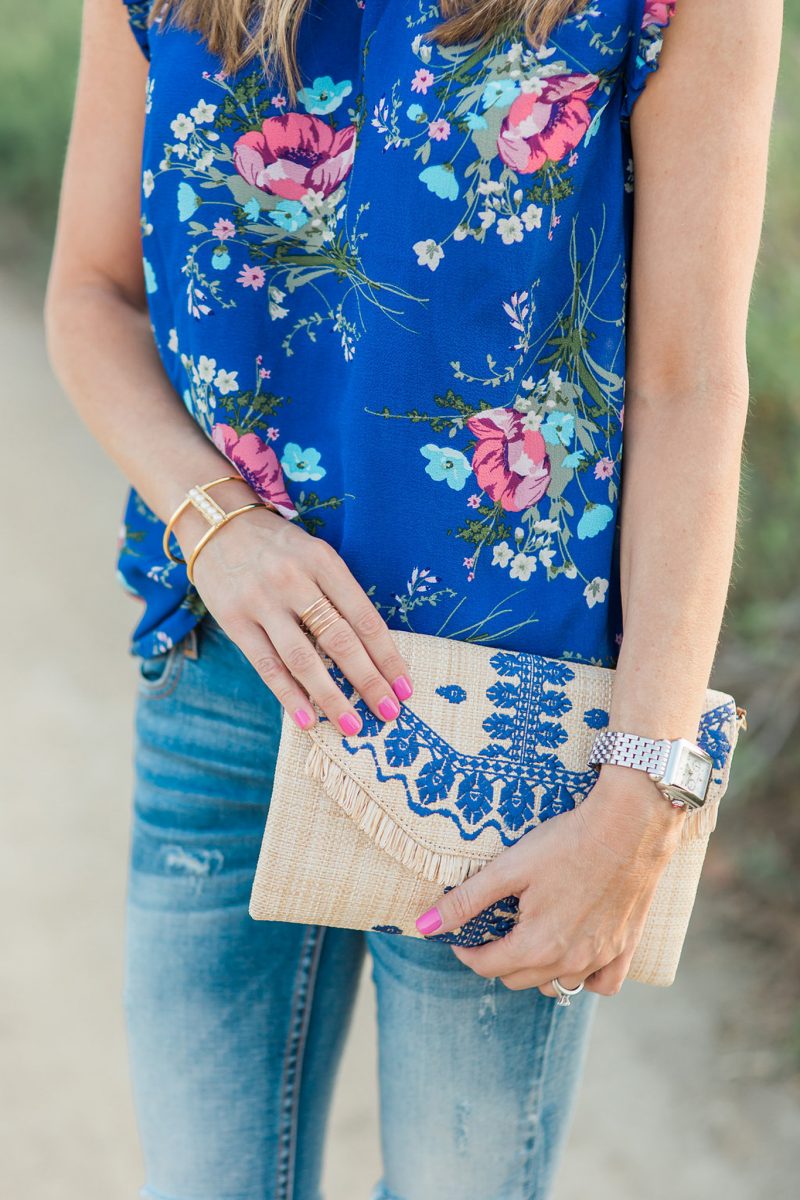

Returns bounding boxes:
[162,475,277,583]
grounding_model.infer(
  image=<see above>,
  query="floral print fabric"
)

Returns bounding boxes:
[118,0,674,660]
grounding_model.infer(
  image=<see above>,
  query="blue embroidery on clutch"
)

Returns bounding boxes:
[321,654,737,851]
[428,893,520,948]
[435,684,467,704]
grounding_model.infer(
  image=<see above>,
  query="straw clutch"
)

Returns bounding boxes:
[249,628,745,986]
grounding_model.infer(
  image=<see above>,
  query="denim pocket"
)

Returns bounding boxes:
[137,640,186,698]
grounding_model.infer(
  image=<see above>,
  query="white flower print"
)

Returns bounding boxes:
[167,328,179,353]
[492,541,514,568]
[214,368,239,395]
[142,169,155,198]
[497,215,524,245]
[170,113,195,141]
[196,355,217,384]
[413,239,444,271]
[190,99,218,124]
[522,203,543,231]
[583,577,609,607]
[510,552,537,581]
[268,285,289,320]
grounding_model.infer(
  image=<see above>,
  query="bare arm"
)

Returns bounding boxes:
[44,0,413,732]
[419,0,783,995]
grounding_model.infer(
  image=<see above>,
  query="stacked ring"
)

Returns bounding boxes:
[298,595,343,639]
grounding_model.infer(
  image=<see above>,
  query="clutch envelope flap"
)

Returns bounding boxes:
[297,629,743,890]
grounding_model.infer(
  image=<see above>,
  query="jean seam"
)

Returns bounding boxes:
[521,999,562,1199]
[275,924,327,1200]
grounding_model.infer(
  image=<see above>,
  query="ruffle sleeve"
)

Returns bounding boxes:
[621,0,677,118]
[121,0,154,62]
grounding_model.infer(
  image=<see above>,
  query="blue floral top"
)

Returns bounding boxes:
[119,0,675,662]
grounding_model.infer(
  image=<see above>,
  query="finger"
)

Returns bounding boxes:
[268,613,365,735]
[415,855,524,938]
[312,544,414,702]
[583,954,629,997]
[233,621,318,730]
[308,603,406,725]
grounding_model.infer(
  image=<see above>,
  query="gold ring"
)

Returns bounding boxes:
[298,596,343,639]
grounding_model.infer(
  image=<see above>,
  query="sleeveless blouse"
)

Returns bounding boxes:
[118,0,676,663]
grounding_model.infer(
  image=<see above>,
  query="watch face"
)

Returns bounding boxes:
[664,740,713,803]
[682,751,712,798]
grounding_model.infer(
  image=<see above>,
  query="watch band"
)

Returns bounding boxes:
[587,730,672,779]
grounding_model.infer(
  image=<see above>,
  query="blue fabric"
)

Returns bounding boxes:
[126,611,600,1200]
[118,0,675,661]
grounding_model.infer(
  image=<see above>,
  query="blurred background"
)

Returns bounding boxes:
[1,2,798,1197]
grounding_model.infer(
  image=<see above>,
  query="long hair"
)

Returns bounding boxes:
[147,0,589,103]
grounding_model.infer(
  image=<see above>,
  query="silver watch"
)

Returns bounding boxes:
[587,731,713,810]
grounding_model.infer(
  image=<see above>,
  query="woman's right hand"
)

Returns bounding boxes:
[180,492,414,735]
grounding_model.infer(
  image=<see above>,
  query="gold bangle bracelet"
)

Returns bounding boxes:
[185,503,265,585]
[162,475,245,565]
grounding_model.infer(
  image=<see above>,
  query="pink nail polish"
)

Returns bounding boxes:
[392,674,413,701]
[338,712,362,736]
[293,708,313,730]
[378,695,400,721]
[416,907,442,935]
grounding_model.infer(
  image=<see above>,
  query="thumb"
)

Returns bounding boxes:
[415,857,514,937]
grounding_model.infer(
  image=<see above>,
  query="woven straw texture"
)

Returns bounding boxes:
[249,629,744,987]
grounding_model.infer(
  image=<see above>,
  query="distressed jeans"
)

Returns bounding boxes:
[123,612,599,1200]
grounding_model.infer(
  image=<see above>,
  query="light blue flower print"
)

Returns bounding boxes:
[407,103,426,122]
[281,443,326,482]
[562,449,585,469]
[268,200,310,232]
[541,411,576,447]
[464,111,488,130]
[481,79,521,110]
[296,75,353,115]
[177,182,200,222]
[419,164,459,201]
[211,248,231,271]
[143,257,158,293]
[577,503,614,540]
[420,444,472,490]
[242,197,261,221]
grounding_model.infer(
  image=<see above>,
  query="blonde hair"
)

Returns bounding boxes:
[148,0,588,103]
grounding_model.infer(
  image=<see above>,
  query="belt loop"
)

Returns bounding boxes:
[182,626,199,660]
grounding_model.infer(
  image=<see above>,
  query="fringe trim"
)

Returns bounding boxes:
[304,733,726,882]
[303,740,486,888]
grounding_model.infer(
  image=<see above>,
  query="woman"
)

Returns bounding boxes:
[43,1,781,1197]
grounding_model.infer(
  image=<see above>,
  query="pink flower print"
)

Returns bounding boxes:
[266,426,279,441]
[428,118,451,141]
[259,367,271,379]
[497,74,599,173]
[233,113,356,202]
[212,218,235,240]
[467,493,481,509]
[466,406,551,512]
[594,457,614,480]
[642,0,676,27]
[273,94,287,109]
[211,424,298,518]
[237,263,265,290]
[411,68,435,95]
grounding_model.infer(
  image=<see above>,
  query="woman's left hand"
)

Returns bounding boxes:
[415,765,687,997]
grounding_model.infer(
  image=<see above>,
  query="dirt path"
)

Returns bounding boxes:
[1,275,797,1199]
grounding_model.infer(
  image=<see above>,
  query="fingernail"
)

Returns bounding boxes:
[392,674,413,701]
[338,712,362,736]
[416,907,442,935]
[378,695,400,721]
[293,708,313,729]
